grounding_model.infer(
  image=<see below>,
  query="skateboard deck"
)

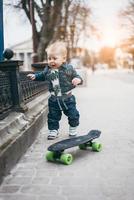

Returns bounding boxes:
[46,130,102,165]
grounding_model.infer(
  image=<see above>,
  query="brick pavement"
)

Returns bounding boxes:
[0,69,134,200]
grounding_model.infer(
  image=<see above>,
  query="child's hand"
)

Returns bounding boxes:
[27,73,36,80]
[72,78,81,86]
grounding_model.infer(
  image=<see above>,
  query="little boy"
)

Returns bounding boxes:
[27,41,83,140]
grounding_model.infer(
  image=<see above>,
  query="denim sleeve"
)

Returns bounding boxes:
[70,65,83,85]
[35,66,49,81]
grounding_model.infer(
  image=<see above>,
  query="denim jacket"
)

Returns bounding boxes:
[35,63,83,94]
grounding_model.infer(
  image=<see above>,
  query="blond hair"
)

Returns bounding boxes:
[46,41,67,58]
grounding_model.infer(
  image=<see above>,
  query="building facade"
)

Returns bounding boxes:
[11,39,33,71]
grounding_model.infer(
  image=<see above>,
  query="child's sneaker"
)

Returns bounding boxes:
[69,126,77,137]
[47,130,58,140]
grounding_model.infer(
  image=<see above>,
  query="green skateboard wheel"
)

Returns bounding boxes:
[91,142,102,152]
[46,151,55,161]
[60,153,73,165]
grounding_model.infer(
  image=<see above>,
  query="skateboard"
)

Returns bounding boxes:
[46,130,102,165]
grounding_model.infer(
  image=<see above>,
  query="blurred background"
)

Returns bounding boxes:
[1,0,134,189]
[1,0,134,72]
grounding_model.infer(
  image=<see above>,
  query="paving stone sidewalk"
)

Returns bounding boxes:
[0,69,134,200]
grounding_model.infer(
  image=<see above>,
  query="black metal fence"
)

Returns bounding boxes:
[0,60,48,120]
[20,71,48,103]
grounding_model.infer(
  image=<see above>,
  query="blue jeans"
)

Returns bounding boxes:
[48,95,80,130]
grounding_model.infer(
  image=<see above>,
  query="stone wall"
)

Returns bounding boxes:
[0,92,49,184]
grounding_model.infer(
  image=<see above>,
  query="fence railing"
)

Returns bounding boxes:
[0,60,48,120]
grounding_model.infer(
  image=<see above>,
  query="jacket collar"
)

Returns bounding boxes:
[60,62,68,69]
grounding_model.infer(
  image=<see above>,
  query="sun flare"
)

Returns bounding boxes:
[100,27,120,47]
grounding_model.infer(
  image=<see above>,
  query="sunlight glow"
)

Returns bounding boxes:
[101,28,119,47]
[87,0,129,50]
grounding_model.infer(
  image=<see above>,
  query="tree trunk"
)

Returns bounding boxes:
[37,0,64,61]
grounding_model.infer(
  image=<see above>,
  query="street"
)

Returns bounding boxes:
[0,69,134,200]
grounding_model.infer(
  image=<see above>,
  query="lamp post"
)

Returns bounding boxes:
[30,0,38,63]
[70,24,75,46]
[59,24,71,61]
[59,25,65,40]
[70,23,75,57]
[0,0,4,61]
[58,23,75,60]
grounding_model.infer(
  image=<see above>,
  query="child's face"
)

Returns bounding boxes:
[47,53,66,69]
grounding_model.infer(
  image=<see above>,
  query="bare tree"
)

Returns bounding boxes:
[5,0,93,61]
[117,0,134,54]
[119,0,134,38]
[5,0,64,61]
[69,2,92,46]
[60,1,92,59]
